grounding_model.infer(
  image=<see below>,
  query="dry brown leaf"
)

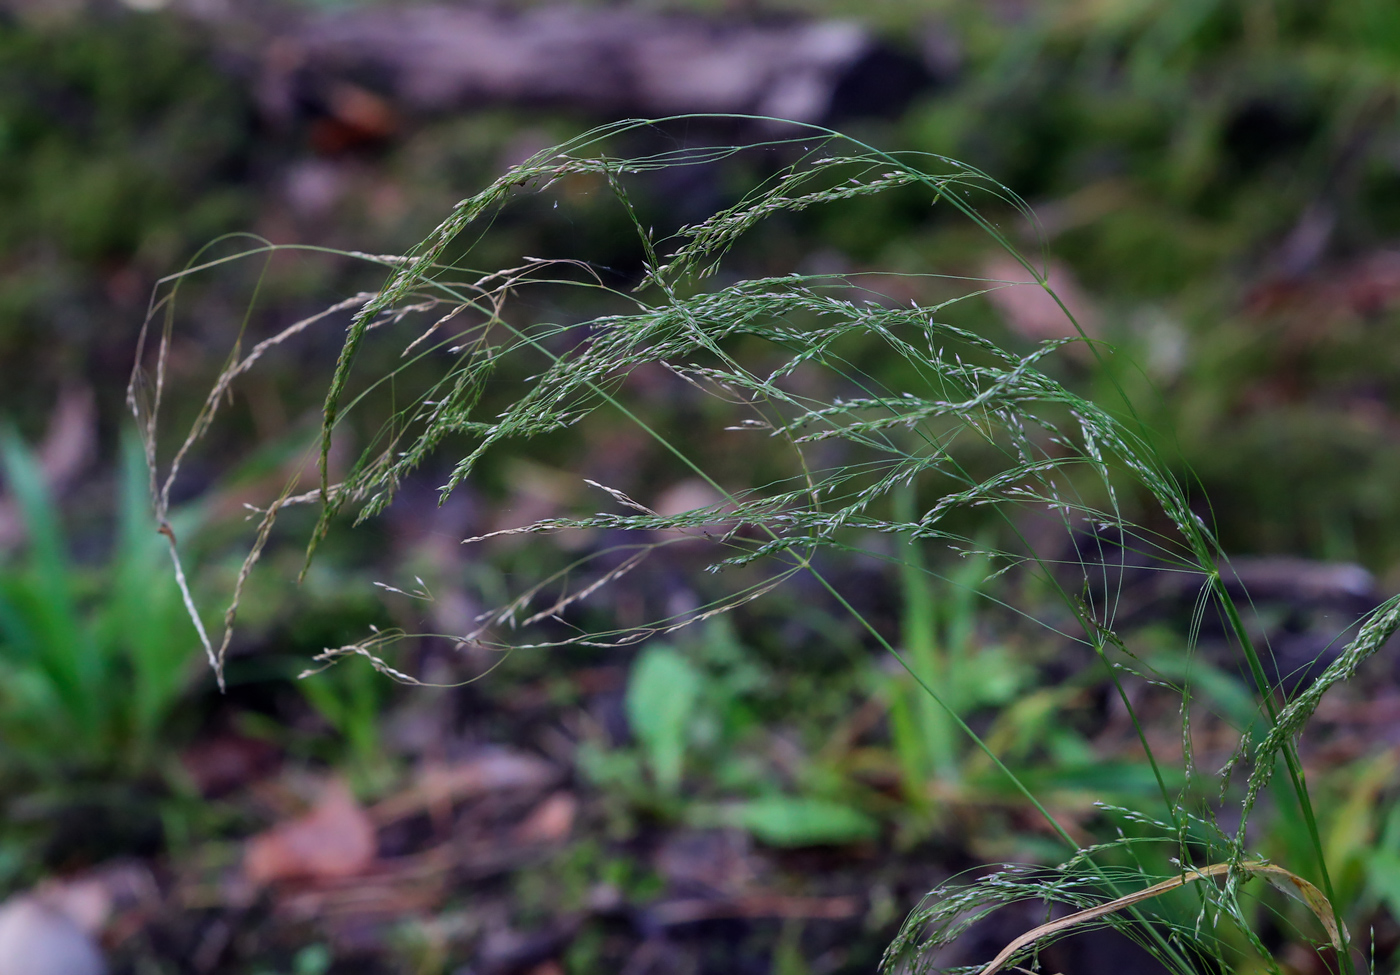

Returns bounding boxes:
[369,749,556,825]
[244,779,376,885]
[513,792,578,844]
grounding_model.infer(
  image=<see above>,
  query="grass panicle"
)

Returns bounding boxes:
[133,116,1390,974]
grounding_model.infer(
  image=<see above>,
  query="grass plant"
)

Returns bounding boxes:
[579,621,882,846]
[0,430,202,778]
[133,117,1400,973]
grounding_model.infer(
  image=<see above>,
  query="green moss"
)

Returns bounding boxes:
[0,12,252,262]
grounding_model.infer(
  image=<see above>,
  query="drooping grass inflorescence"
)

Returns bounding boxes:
[133,117,1384,974]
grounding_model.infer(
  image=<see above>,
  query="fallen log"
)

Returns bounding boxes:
[256,3,944,135]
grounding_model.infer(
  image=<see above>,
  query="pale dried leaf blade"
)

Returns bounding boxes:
[1251,864,1344,951]
[976,861,1342,975]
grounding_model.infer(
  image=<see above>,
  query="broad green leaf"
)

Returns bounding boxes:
[1368,849,1400,921]
[0,429,99,741]
[736,796,878,847]
[626,644,701,793]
